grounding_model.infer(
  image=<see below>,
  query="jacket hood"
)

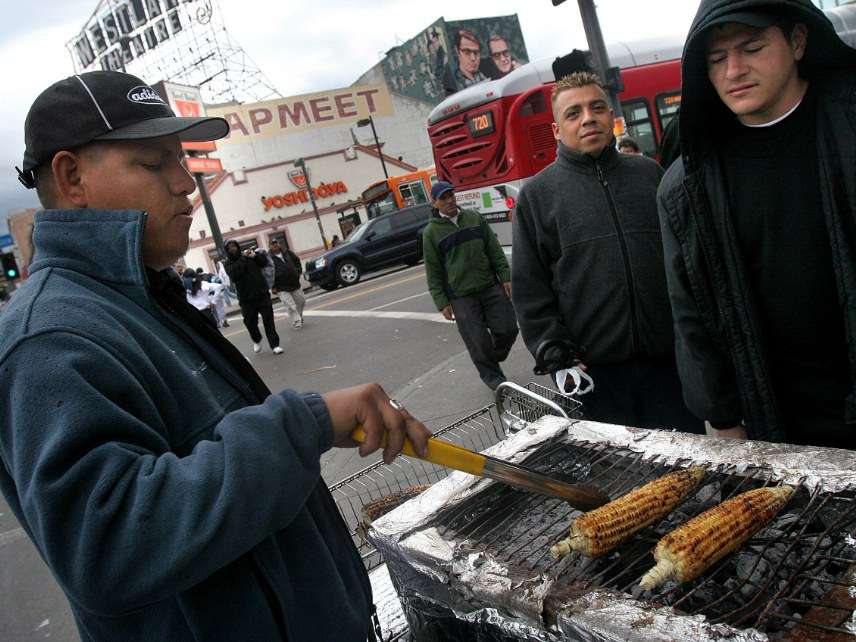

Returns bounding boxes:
[679,0,856,170]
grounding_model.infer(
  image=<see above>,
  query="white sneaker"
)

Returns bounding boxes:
[273,346,284,355]
[253,342,262,354]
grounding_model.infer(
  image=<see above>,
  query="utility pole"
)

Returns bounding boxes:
[577,0,621,111]
[553,0,623,113]
[294,157,329,249]
[193,171,225,259]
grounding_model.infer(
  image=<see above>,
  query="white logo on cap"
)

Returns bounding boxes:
[126,86,166,106]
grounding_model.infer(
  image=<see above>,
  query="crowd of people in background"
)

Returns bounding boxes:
[176,239,307,340]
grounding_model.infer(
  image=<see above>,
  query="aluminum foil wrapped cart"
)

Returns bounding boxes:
[368,416,856,641]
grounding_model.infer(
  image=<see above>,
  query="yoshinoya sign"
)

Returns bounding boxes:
[67,0,210,72]
[262,182,349,211]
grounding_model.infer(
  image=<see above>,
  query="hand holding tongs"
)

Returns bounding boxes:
[350,426,609,511]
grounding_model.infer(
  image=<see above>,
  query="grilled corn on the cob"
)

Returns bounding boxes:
[639,484,794,591]
[550,466,705,559]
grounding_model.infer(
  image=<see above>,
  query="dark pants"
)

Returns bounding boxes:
[240,296,280,348]
[570,359,703,434]
[450,284,519,388]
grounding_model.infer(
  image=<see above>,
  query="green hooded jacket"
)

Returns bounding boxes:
[422,208,510,310]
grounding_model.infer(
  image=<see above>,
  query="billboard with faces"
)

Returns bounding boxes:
[381,14,529,105]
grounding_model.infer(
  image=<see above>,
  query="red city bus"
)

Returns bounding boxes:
[427,36,684,244]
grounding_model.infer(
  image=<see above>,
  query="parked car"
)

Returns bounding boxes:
[305,204,431,290]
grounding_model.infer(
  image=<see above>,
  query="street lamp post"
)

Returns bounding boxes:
[357,115,389,179]
[294,157,329,249]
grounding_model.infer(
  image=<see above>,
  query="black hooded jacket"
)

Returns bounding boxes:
[657,0,856,441]
[223,244,271,304]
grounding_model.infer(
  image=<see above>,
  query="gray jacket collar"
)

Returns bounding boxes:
[30,209,149,288]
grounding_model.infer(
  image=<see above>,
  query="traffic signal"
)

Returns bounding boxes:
[1,253,20,280]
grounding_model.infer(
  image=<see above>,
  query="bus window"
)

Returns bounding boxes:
[620,99,657,156]
[366,191,398,219]
[519,91,547,117]
[656,92,682,131]
[399,180,428,206]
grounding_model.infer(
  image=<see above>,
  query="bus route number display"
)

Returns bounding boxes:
[468,111,495,138]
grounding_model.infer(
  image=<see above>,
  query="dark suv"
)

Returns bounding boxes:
[305,204,431,290]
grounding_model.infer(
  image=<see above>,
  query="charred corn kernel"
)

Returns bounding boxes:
[551,466,705,559]
[639,485,794,591]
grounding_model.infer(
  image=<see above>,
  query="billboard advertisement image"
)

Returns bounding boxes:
[382,14,528,105]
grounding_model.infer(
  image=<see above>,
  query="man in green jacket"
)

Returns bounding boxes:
[423,181,518,390]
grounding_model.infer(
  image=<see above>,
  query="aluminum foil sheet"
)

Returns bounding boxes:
[554,417,856,494]
[369,563,408,640]
[369,417,856,641]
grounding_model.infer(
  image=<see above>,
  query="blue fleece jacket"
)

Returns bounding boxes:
[0,210,372,641]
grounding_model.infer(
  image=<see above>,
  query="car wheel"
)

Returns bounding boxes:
[336,260,362,286]
[320,283,338,291]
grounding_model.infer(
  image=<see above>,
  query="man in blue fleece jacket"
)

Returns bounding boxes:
[1,71,431,642]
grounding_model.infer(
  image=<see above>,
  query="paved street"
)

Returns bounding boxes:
[0,263,552,641]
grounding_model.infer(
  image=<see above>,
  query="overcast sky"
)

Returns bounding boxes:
[0,0,701,234]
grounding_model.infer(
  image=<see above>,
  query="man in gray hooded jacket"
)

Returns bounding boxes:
[658,0,856,448]
[1,70,430,642]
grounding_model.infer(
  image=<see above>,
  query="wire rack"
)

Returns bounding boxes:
[328,382,575,572]
[326,383,578,641]
[495,381,582,435]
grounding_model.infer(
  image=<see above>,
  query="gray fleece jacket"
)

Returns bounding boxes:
[512,142,671,365]
[0,209,373,641]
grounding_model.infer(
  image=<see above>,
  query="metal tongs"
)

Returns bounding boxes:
[351,426,609,511]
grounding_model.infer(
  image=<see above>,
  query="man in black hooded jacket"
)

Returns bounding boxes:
[223,240,282,354]
[657,0,856,448]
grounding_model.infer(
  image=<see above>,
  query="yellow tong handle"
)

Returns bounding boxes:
[350,426,486,476]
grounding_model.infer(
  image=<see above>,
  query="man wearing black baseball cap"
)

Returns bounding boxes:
[422,180,517,390]
[0,70,430,641]
[658,0,856,448]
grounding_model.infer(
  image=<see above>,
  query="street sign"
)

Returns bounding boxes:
[185,157,223,175]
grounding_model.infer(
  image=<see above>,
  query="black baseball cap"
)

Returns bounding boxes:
[18,70,229,189]
[704,10,778,32]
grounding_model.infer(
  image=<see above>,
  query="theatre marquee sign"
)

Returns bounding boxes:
[67,0,207,72]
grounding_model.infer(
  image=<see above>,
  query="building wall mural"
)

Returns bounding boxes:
[381,14,528,105]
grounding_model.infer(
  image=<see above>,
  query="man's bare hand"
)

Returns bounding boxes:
[322,384,432,464]
[441,305,454,321]
[711,424,748,440]
[502,281,512,298]
[243,249,254,257]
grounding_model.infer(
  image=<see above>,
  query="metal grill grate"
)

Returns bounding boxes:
[429,436,856,639]
[328,404,505,572]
